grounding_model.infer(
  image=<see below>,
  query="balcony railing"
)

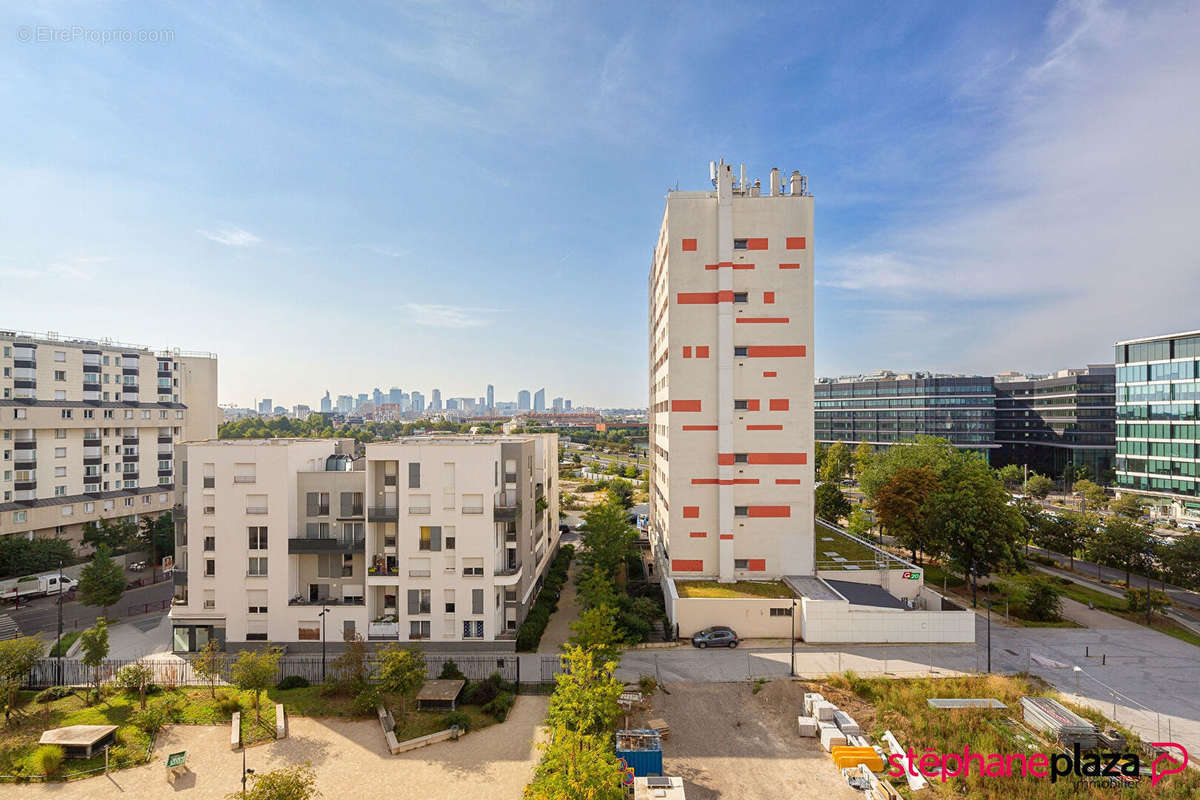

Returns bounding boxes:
[173,504,187,520]
[245,506,269,515]
[504,472,518,484]
[368,506,398,521]
[408,505,431,515]
[493,503,518,522]
[408,569,431,577]
[463,505,484,515]
[494,564,520,576]
[367,566,400,577]
[289,597,366,606]
[233,476,256,484]
[202,477,215,488]
[368,621,399,639]
[288,534,365,554]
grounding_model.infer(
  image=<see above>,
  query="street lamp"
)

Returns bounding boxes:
[56,559,64,687]
[789,598,797,677]
[241,747,254,797]
[985,589,992,674]
[319,605,330,682]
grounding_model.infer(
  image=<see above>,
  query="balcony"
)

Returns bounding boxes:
[288,534,365,554]
[368,621,399,639]
[158,435,172,444]
[173,504,187,520]
[122,436,139,446]
[368,506,398,522]
[288,596,366,607]
[493,503,519,522]
[504,472,518,484]
[367,566,400,577]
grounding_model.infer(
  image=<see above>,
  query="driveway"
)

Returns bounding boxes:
[632,682,861,800]
[537,563,582,654]
[15,695,549,799]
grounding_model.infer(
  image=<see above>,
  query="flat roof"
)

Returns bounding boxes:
[1115,329,1200,346]
[826,579,907,609]
[40,725,118,747]
[783,575,842,602]
[415,679,465,701]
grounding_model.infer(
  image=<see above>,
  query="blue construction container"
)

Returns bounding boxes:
[616,729,663,777]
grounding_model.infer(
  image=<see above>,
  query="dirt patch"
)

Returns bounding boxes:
[630,681,861,800]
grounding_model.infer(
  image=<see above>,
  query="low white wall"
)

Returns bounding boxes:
[801,597,975,644]
[673,596,797,639]
[661,577,679,635]
[817,568,924,602]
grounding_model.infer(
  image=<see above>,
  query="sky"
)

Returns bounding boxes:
[2,0,1198,409]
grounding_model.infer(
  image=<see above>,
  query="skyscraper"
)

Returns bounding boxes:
[565,400,572,411]
[552,397,564,412]
[533,388,545,411]
[431,389,442,411]
[320,391,331,413]
[336,394,353,413]
[258,398,272,415]
[648,160,814,582]
[411,391,425,413]
[389,387,403,405]
[356,393,368,409]
[486,384,494,409]
[517,390,531,410]
[447,398,459,411]
[372,388,384,407]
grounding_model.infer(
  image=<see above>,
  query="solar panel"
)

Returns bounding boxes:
[926,698,1007,709]
[647,777,672,787]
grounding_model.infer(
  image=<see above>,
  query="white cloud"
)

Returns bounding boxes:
[0,255,111,281]
[402,303,494,328]
[198,225,261,247]
[822,0,1200,371]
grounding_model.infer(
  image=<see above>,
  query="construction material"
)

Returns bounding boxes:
[882,730,928,791]
[804,692,825,716]
[1098,728,1126,751]
[616,729,664,777]
[927,698,1007,709]
[813,700,837,721]
[1020,696,1098,749]
[633,776,686,800]
[831,745,885,771]
[833,710,862,736]
[647,718,670,739]
[819,722,847,751]
[796,716,818,737]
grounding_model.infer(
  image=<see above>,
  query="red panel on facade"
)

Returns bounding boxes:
[746,345,806,358]
[779,263,800,270]
[692,478,760,485]
[747,453,807,465]
[736,317,789,324]
[696,345,710,358]
[746,238,769,250]
[717,453,736,465]
[746,424,783,431]
[762,371,777,378]
[775,479,804,485]
[747,559,766,571]
[681,424,718,431]
[733,478,759,485]
[677,292,719,304]
[704,261,733,270]
[682,506,700,518]
[682,346,692,358]
[769,398,790,411]
[748,505,791,517]
[763,291,775,304]
[786,236,807,249]
[682,238,697,251]
[672,559,703,572]
[691,478,720,485]
[733,263,755,270]
[671,400,702,412]
[689,531,707,538]
[719,533,734,540]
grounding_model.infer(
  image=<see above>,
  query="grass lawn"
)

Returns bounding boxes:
[46,631,80,657]
[815,673,1200,799]
[676,580,794,599]
[814,529,886,569]
[392,705,496,741]
[1050,578,1200,648]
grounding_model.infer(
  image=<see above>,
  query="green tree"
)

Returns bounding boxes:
[1073,479,1108,511]
[82,517,137,552]
[377,645,425,717]
[581,501,637,579]
[846,507,874,538]
[925,453,1025,605]
[873,466,939,563]
[77,544,125,617]
[996,464,1024,489]
[115,662,154,709]
[1160,534,1200,589]
[572,453,582,464]
[1109,493,1145,519]
[813,441,828,476]
[852,440,873,478]
[230,763,322,800]
[1088,516,1154,586]
[814,483,851,523]
[623,465,638,479]
[231,647,281,723]
[819,441,852,484]
[1023,473,1055,500]
[1125,588,1171,615]
[79,619,109,704]
[136,511,174,563]
[331,631,370,687]
[0,536,74,580]
[1033,512,1091,571]
[546,645,623,736]
[0,636,43,722]
[191,638,227,699]
[525,727,626,800]
[568,606,622,662]
[858,436,958,503]
[605,478,634,509]
[576,567,619,610]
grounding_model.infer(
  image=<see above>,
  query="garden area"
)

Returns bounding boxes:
[813,671,1199,799]
[675,580,794,599]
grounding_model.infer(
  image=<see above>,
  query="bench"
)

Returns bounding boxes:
[166,751,188,783]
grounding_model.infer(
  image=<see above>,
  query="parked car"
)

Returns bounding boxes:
[690,626,739,649]
[559,523,571,534]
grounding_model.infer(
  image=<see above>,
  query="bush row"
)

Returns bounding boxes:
[515,545,574,651]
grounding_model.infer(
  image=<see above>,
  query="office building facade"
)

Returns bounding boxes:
[1114,330,1200,522]
[648,160,815,583]
[1,330,217,549]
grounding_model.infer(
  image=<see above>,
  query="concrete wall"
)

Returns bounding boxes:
[817,568,924,602]
[800,596,975,644]
[673,595,797,639]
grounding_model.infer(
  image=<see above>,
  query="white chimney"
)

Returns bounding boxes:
[769,168,780,196]
[739,163,746,190]
[790,170,804,195]
[709,161,717,184]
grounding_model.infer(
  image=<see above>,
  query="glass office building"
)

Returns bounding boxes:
[814,373,996,455]
[1114,330,1200,521]
[993,366,1116,480]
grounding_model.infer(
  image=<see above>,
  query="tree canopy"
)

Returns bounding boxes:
[873,466,939,563]
[814,483,851,524]
[77,545,125,615]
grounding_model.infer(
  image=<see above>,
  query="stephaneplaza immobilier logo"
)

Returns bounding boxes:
[887,742,1188,786]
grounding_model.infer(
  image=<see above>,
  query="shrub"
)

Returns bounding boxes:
[131,705,168,735]
[352,685,382,717]
[108,744,134,767]
[216,691,242,715]
[465,672,505,706]
[482,691,515,721]
[276,675,310,690]
[441,710,471,732]
[35,686,72,704]
[30,744,64,776]
[637,675,657,696]
[438,660,467,681]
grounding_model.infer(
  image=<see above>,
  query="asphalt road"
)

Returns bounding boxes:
[5,579,172,637]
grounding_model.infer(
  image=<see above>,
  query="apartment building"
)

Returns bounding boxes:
[0,330,217,549]
[814,373,997,455]
[993,365,1116,479]
[1114,330,1200,522]
[168,433,559,652]
[648,160,815,584]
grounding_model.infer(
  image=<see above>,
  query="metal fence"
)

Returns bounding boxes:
[25,653,527,689]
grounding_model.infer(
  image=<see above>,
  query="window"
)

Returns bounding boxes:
[339,491,363,516]
[463,620,484,639]
[306,492,329,516]
[247,526,268,549]
[462,493,483,513]
[407,588,431,614]
[735,506,748,517]
[54,390,67,400]
[419,525,442,551]
[444,526,456,550]
[60,409,72,419]
[734,346,748,357]
[247,557,268,576]
[84,502,94,513]
[55,447,66,458]
[13,409,25,420]
[54,370,66,381]
[124,410,133,419]
[204,535,215,551]
[54,466,66,477]
[444,589,456,614]
[61,506,72,516]
[298,622,320,641]
[734,400,749,410]
[248,604,268,614]
[204,559,215,577]
[54,351,66,362]
[734,559,749,569]
[408,461,421,488]
[733,239,748,250]
[769,607,792,616]
[733,292,748,303]
[56,429,67,439]
[462,558,484,576]
[472,588,484,615]
[13,511,27,523]
[734,453,748,463]
[409,620,430,640]
[54,486,66,497]
[83,409,93,419]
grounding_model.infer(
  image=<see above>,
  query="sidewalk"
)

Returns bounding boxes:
[104,611,174,659]
[537,563,581,653]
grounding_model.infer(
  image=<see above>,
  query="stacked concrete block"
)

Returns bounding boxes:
[819,721,847,751]
[803,693,825,716]
[834,710,862,736]
[797,716,819,737]
[813,700,837,722]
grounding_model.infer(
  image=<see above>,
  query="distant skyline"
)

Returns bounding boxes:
[3,2,1197,407]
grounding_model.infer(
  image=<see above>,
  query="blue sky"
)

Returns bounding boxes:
[2,1,1197,409]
